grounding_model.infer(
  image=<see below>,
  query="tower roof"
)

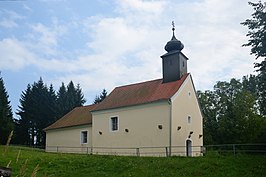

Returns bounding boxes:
[164,21,184,52]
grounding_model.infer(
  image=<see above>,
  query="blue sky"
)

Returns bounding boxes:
[0,0,256,118]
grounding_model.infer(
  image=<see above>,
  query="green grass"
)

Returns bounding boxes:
[0,146,265,177]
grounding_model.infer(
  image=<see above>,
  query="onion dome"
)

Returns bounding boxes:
[164,22,184,52]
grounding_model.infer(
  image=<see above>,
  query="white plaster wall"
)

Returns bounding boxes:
[92,102,170,156]
[171,75,203,156]
[45,124,92,153]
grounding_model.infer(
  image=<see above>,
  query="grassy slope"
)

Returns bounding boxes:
[0,146,265,177]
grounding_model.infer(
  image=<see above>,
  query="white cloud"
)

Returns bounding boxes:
[39,0,66,2]
[29,22,68,56]
[0,19,18,28]
[164,0,255,90]
[74,0,255,92]
[23,4,32,12]
[32,23,58,46]
[88,17,148,56]
[0,10,24,28]
[116,0,166,14]
[36,0,255,93]
[0,38,36,70]
[1,0,257,105]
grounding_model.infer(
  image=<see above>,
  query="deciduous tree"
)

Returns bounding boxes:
[199,78,265,144]
[241,1,266,116]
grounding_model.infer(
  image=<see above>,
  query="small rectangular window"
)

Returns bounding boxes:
[110,116,118,131]
[188,116,192,124]
[81,131,88,144]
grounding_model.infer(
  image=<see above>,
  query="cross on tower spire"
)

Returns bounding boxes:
[172,21,175,36]
[172,21,175,30]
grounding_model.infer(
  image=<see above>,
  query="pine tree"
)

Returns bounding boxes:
[48,84,57,124]
[14,84,32,145]
[56,81,86,119]
[15,79,87,146]
[56,82,68,118]
[16,78,57,147]
[0,75,14,144]
[94,89,108,104]
[66,81,86,111]
[100,89,107,101]
[75,84,86,106]
[94,95,101,104]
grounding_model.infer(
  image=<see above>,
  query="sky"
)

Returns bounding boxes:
[0,0,257,118]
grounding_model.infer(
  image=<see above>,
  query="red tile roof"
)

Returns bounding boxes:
[44,104,97,131]
[93,73,189,111]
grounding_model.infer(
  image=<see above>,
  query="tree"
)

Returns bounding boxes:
[16,78,57,147]
[216,81,262,143]
[56,81,86,119]
[14,84,32,145]
[197,90,219,145]
[241,1,266,116]
[198,78,265,144]
[242,75,258,96]
[48,84,57,124]
[94,89,108,104]
[0,75,14,144]
[74,83,86,106]
[15,79,87,146]
[66,81,86,109]
[56,83,68,118]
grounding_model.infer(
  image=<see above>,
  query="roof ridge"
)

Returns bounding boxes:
[81,104,97,107]
[116,78,163,89]
[93,74,190,112]
[73,104,97,109]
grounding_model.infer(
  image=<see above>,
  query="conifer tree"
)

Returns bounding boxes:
[56,82,68,118]
[56,81,86,119]
[14,84,32,145]
[16,78,57,147]
[0,75,14,144]
[15,79,86,146]
[94,89,107,104]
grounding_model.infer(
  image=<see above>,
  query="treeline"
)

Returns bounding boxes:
[0,77,87,147]
[15,78,86,147]
[198,75,266,145]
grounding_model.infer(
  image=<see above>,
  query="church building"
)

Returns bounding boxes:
[44,25,203,156]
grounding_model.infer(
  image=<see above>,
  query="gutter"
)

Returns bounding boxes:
[44,123,92,132]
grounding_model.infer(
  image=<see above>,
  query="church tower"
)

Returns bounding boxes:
[161,22,188,83]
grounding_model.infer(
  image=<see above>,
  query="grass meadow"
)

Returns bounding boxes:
[0,145,265,177]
